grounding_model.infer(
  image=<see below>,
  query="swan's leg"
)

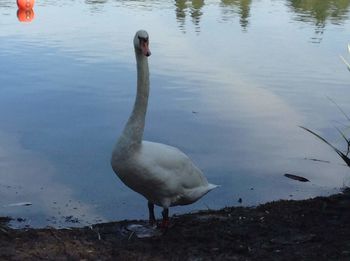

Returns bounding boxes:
[148,201,156,225]
[161,208,169,228]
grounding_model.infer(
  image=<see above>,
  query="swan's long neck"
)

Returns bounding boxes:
[117,50,149,151]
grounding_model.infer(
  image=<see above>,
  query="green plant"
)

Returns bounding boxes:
[340,43,350,71]
[301,44,350,167]
[300,98,350,167]
[300,126,350,167]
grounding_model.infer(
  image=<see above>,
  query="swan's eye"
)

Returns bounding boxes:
[138,36,149,44]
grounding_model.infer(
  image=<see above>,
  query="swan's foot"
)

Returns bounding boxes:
[158,208,169,230]
[159,219,170,229]
[148,203,170,229]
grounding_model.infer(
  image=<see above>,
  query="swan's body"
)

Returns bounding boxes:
[111,30,218,226]
[113,140,217,208]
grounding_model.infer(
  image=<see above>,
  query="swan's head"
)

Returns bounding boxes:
[134,30,151,57]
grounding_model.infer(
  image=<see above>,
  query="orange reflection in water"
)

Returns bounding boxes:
[17,8,35,23]
[17,0,35,10]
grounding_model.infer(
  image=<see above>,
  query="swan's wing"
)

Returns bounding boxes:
[136,141,209,190]
[114,140,214,207]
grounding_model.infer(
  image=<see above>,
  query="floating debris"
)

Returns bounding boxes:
[64,216,79,223]
[284,174,310,182]
[4,202,32,207]
[304,157,330,163]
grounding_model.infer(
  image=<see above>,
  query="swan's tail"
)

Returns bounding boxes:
[186,183,219,203]
[207,183,220,191]
[176,183,220,206]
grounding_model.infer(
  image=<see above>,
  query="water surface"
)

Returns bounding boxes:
[0,0,350,228]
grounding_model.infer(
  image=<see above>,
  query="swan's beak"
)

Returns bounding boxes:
[141,41,151,57]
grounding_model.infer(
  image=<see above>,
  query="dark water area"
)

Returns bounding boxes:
[0,0,349,228]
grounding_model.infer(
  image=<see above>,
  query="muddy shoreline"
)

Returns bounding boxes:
[1,189,350,260]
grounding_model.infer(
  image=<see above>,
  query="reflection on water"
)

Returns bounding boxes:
[85,0,108,13]
[175,0,204,33]
[0,0,350,228]
[68,0,349,35]
[17,9,35,23]
[287,0,350,43]
[174,0,252,32]
[0,0,15,8]
[86,0,108,4]
[220,0,252,31]
[0,0,15,17]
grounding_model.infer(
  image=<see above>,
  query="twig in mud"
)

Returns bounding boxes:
[89,225,101,241]
[128,231,135,240]
[0,227,8,234]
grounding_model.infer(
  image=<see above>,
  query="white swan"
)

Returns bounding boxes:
[111,30,218,227]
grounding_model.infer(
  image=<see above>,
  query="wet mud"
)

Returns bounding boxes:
[1,189,350,260]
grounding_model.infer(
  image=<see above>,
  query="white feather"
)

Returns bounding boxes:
[114,141,218,208]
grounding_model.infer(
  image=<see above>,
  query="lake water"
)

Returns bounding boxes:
[1,0,350,228]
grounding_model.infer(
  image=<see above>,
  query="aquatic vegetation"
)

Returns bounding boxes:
[300,98,350,167]
[301,44,350,167]
[300,125,350,167]
[340,43,350,71]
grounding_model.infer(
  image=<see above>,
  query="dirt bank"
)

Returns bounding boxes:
[1,189,350,260]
